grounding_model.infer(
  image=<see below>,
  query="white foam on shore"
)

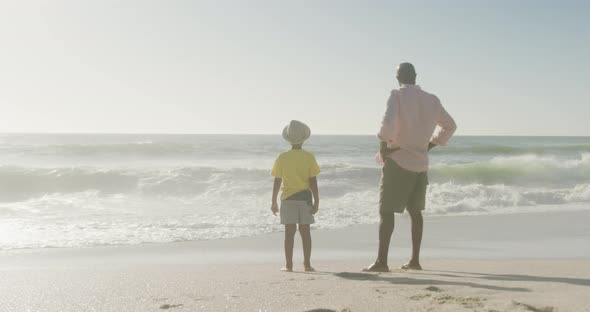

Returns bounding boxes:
[1,135,590,249]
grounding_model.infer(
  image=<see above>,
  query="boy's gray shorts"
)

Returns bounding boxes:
[280,200,315,225]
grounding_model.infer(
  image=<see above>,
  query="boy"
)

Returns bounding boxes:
[271,120,320,272]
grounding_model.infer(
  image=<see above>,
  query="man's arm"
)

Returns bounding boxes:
[271,177,282,215]
[309,176,319,214]
[377,91,400,144]
[430,103,457,147]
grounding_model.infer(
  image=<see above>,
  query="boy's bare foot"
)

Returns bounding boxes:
[362,262,390,272]
[304,266,315,272]
[400,261,422,270]
[281,267,293,272]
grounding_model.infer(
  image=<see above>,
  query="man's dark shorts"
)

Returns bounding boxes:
[379,159,428,215]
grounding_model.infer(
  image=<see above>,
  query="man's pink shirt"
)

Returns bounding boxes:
[377,84,457,172]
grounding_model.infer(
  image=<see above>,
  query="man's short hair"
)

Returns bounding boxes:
[397,63,416,84]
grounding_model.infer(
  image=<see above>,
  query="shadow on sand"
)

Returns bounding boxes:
[417,270,590,287]
[333,272,530,292]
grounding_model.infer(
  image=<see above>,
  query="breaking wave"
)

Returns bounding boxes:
[1,134,590,249]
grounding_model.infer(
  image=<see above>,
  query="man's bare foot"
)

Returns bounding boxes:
[362,262,390,272]
[400,262,422,270]
[281,264,293,272]
[304,266,315,272]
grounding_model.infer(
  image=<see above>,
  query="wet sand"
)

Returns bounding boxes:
[1,210,590,311]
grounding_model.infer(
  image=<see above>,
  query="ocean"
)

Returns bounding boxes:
[1,134,589,250]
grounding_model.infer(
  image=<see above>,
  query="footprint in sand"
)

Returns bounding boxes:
[159,303,183,309]
[434,295,486,309]
[425,286,443,292]
[410,292,487,310]
[410,294,432,300]
[512,300,558,312]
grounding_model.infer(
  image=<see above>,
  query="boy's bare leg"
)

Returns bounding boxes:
[283,224,297,271]
[298,224,313,271]
[401,209,423,270]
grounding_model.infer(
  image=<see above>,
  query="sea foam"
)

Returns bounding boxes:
[0,134,589,249]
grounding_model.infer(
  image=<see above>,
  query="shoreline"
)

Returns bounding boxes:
[3,209,590,261]
[2,210,590,311]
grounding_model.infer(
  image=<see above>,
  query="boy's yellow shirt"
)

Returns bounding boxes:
[272,149,320,200]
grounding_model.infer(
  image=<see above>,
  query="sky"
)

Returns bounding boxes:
[0,0,589,136]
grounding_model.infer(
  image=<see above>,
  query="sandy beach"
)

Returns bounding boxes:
[2,0,590,310]
[2,210,589,312]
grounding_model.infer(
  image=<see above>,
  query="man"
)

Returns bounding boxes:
[364,62,456,272]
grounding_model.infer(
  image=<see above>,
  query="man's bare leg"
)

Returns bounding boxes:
[363,211,394,272]
[283,224,297,272]
[402,209,423,270]
[299,224,313,271]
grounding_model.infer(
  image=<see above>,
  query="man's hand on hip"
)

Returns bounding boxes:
[380,142,400,160]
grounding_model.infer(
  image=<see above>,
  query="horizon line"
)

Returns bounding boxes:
[1,132,589,138]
